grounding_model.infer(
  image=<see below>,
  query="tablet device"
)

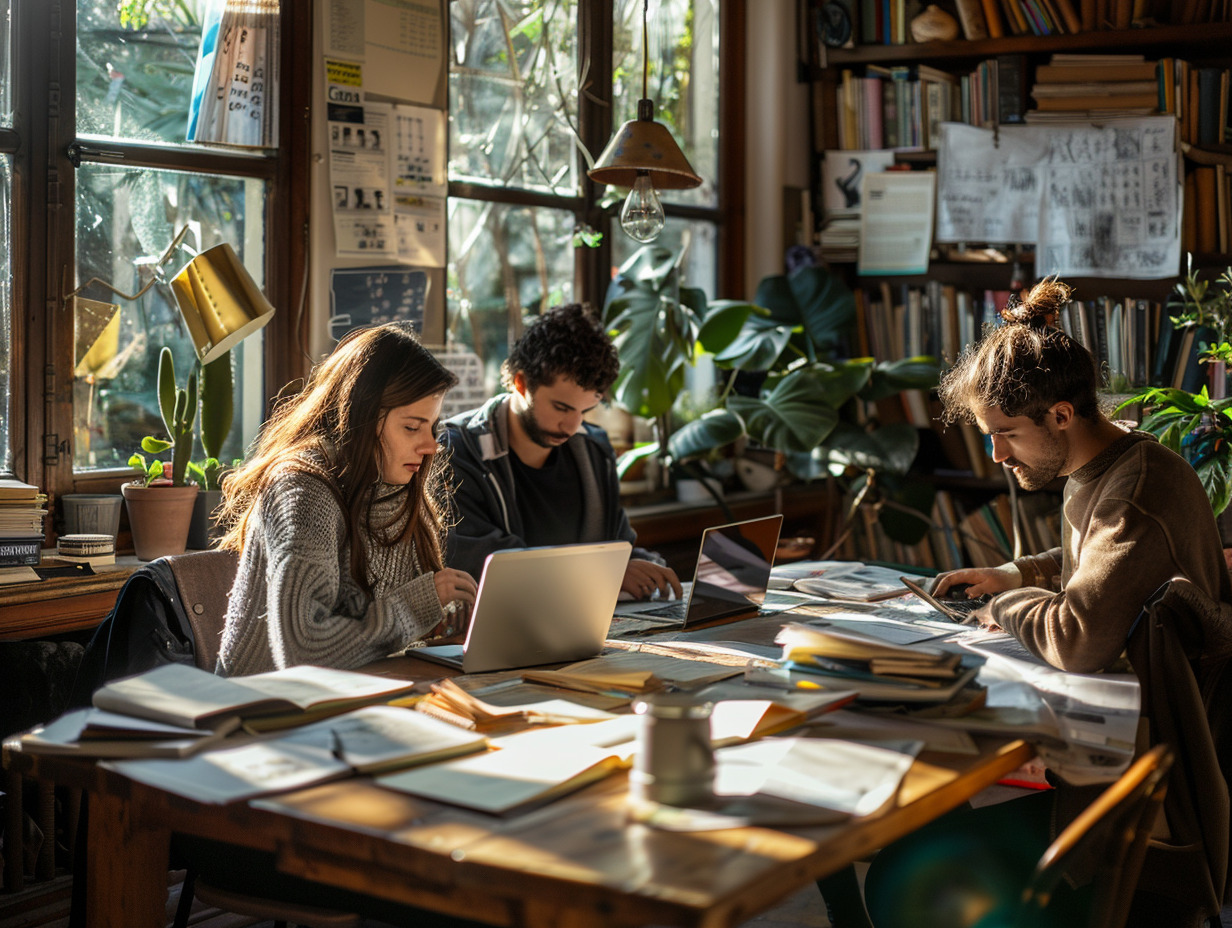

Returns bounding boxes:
[900,576,989,623]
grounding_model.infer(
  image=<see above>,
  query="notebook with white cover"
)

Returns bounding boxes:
[414,541,631,674]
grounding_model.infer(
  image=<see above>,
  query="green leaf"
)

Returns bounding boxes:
[878,477,936,545]
[728,369,841,454]
[616,443,660,480]
[1196,453,1232,516]
[141,436,172,453]
[753,265,856,355]
[696,301,760,357]
[667,410,746,461]
[819,422,920,476]
[861,356,944,401]
[712,314,797,371]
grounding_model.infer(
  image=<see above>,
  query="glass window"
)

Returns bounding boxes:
[76,0,204,144]
[446,199,576,393]
[612,0,720,208]
[610,216,717,295]
[448,0,581,195]
[73,164,265,471]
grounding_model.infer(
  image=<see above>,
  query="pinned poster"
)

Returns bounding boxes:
[328,267,428,342]
[326,60,395,258]
[857,172,936,276]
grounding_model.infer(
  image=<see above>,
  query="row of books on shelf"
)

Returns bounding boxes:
[853,281,1210,395]
[832,487,1061,572]
[1185,164,1232,256]
[830,54,1231,149]
[827,0,1223,51]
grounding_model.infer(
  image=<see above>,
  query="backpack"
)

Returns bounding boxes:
[69,558,197,708]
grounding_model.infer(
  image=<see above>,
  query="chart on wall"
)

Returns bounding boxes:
[329,267,427,342]
[935,118,1181,279]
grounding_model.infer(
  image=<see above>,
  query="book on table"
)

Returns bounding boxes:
[413,678,617,732]
[15,708,230,758]
[377,742,628,816]
[521,650,744,697]
[105,705,489,804]
[91,663,419,732]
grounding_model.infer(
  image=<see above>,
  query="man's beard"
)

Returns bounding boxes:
[1005,434,1068,490]
[516,403,571,448]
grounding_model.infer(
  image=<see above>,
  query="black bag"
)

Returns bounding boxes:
[69,558,197,707]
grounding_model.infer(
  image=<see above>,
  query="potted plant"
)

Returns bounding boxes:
[186,350,240,548]
[605,246,943,551]
[1117,259,1232,522]
[122,347,200,559]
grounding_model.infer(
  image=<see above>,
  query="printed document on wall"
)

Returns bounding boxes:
[394,194,445,267]
[362,0,444,103]
[392,104,446,196]
[935,123,1045,245]
[858,172,935,276]
[326,60,395,258]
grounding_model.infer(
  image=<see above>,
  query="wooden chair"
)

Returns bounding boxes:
[1015,744,1173,928]
[862,745,1173,928]
[162,549,364,928]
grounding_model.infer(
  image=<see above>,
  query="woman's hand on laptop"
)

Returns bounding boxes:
[434,568,478,631]
[622,560,683,601]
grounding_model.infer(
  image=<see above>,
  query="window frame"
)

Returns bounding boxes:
[10,0,311,499]
[446,0,746,314]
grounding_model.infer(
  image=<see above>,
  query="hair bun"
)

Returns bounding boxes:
[999,276,1073,328]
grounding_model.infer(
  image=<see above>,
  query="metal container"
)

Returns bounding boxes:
[630,693,715,807]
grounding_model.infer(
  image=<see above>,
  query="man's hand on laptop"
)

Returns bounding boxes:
[935,565,1022,599]
[622,559,683,601]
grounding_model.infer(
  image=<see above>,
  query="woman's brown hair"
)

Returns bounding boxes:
[939,276,1101,425]
[217,323,458,595]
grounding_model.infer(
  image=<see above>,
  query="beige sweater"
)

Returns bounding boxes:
[216,468,444,677]
[993,429,1232,673]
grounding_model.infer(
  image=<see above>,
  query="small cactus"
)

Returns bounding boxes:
[128,347,198,487]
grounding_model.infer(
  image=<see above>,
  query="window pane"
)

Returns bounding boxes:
[612,0,720,208]
[611,217,717,296]
[0,0,10,124]
[448,0,581,195]
[77,0,204,144]
[446,200,577,393]
[73,164,266,474]
[0,155,10,471]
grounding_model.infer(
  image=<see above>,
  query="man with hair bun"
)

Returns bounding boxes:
[935,276,1231,671]
[443,303,680,601]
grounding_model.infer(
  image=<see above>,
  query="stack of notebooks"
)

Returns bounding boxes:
[0,478,48,583]
[764,622,980,703]
[1027,54,1159,120]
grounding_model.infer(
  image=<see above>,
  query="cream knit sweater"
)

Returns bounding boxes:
[216,468,444,677]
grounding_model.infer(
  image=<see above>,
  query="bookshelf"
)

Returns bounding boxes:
[803,9,1232,569]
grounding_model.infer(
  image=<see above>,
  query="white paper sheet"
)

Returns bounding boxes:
[857,172,936,276]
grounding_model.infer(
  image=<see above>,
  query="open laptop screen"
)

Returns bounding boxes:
[685,515,783,627]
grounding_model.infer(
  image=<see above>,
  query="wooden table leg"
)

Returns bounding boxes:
[84,790,170,928]
[35,778,55,881]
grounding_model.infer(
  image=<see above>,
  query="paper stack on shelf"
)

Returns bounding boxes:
[1027,54,1159,120]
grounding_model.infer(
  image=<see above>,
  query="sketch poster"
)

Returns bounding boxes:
[935,123,1047,245]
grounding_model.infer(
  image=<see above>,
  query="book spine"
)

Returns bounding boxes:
[996,54,1027,124]
[980,0,1006,35]
[0,537,42,566]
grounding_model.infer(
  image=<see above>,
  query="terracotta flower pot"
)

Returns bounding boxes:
[121,482,200,560]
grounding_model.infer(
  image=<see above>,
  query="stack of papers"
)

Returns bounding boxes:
[522,651,743,696]
[414,678,616,732]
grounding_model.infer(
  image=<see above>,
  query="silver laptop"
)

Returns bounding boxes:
[612,515,783,631]
[414,541,632,673]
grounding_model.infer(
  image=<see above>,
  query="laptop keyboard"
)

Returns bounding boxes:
[639,601,688,620]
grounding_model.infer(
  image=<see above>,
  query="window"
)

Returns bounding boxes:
[4,0,306,497]
[446,0,739,394]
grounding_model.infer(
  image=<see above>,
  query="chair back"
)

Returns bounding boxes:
[163,549,239,672]
[1016,744,1173,928]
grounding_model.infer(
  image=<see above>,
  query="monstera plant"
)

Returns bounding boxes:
[603,246,944,546]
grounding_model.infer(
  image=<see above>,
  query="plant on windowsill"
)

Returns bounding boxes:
[185,350,243,549]
[1116,257,1232,524]
[122,346,201,560]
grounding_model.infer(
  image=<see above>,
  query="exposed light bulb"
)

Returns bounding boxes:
[620,173,665,243]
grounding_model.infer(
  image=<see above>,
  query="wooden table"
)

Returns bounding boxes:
[6,658,1031,928]
[0,559,139,640]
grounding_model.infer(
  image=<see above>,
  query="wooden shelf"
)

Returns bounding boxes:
[814,22,1232,69]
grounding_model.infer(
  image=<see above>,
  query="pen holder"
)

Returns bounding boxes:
[630,693,715,807]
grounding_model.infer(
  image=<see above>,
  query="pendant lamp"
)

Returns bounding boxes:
[588,0,702,243]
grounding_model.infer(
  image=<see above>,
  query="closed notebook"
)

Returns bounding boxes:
[18,708,227,759]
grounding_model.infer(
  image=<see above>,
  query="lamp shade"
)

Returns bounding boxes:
[588,105,703,190]
[170,242,276,365]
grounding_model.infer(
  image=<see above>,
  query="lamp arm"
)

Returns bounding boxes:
[61,225,192,303]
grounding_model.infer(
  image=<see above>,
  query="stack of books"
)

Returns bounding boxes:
[0,478,46,564]
[1026,54,1159,120]
[769,622,980,703]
